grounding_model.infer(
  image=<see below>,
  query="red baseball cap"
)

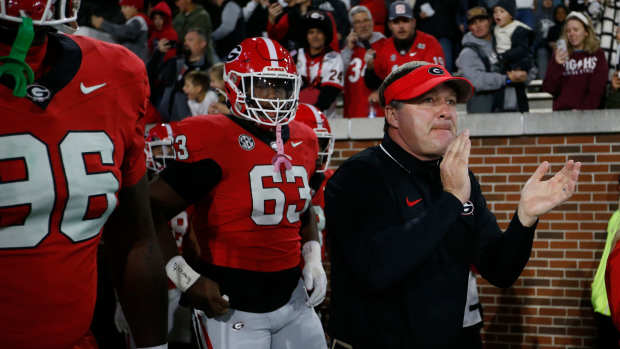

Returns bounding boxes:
[383,64,474,105]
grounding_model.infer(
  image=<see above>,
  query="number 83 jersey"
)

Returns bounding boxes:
[169,114,319,272]
[0,34,148,349]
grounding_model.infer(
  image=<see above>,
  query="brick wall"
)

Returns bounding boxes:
[328,133,620,348]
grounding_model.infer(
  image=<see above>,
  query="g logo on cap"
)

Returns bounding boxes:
[428,67,444,75]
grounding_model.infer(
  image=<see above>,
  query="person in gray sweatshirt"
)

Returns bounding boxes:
[455,6,529,113]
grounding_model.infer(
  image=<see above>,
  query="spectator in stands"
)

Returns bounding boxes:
[493,0,535,112]
[364,1,445,95]
[354,0,388,34]
[267,0,313,52]
[206,63,231,114]
[315,0,351,47]
[413,0,463,72]
[516,0,536,28]
[606,67,620,108]
[148,1,178,62]
[455,6,529,113]
[342,5,386,118]
[151,28,212,121]
[211,0,246,61]
[172,0,216,63]
[182,70,219,116]
[542,12,608,110]
[91,0,149,61]
[267,0,340,53]
[243,0,270,37]
[547,3,568,46]
[592,177,620,349]
[533,0,556,78]
[589,0,620,73]
[297,9,345,118]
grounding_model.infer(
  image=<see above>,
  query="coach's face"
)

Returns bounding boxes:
[385,83,458,160]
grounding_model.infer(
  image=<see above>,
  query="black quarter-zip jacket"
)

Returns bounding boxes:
[325,134,536,348]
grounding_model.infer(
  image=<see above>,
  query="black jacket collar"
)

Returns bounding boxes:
[381,133,441,176]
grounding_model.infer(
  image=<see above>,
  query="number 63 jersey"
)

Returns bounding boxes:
[169,114,319,272]
[0,34,148,349]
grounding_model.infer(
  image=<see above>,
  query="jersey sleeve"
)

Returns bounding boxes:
[169,115,219,163]
[320,52,344,89]
[120,57,150,187]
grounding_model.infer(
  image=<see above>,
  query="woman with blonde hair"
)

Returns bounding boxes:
[542,11,608,110]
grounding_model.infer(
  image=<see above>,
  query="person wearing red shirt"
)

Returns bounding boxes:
[364,0,445,97]
[297,9,345,118]
[342,5,386,118]
[148,1,178,62]
[149,37,328,349]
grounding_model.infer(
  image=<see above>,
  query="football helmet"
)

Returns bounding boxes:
[145,123,175,174]
[224,37,301,126]
[0,0,80,26]
[295,104,334,173]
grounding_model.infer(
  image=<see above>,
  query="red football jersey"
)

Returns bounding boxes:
[0,34,147,349]
[171,114,319,272]
[373,30,445,80]
[343,39,386,118]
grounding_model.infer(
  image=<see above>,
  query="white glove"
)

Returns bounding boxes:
[114,302,131,334]
[302,240,327,307]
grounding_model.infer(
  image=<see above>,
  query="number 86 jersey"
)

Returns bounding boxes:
[169,114,319,272]
[0,34,148,349]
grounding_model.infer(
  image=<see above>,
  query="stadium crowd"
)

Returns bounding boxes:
[79,0,620,119]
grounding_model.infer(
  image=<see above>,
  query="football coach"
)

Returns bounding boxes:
[324,61,581,348]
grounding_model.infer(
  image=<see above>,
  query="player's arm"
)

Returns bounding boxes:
[150,159,230,317]
[103,175,168,348]
[300,208,327,307]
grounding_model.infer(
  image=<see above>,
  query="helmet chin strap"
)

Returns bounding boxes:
[0,16,35,98]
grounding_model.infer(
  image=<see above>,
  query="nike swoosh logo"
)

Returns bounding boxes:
[406,197,422,207]
[80,82,107,95]
[291,141,303,147]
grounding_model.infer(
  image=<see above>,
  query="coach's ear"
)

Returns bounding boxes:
[384,104,399,129]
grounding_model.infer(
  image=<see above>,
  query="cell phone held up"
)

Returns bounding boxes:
[167,40,177,48]
[556,39,567,53]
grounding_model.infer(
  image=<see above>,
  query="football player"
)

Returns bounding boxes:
[150,37,328,348]
[0,1,168,349]
[294,103,334,251]
[116,124,196,349]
